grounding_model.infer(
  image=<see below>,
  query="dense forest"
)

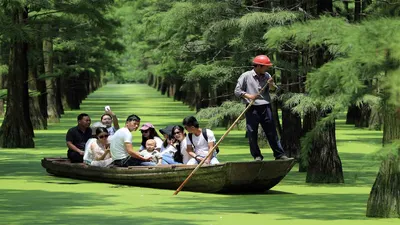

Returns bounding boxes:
[0,0,399,218]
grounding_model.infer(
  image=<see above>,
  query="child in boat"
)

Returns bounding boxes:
[83,127,113,167]
[140,139,163,165]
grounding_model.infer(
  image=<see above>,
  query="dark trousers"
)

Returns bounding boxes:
[245,104,285,159]
[113,157,156,167]
[67,150,83,163]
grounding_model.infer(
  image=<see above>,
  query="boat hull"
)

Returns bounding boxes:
[41,158,295,193]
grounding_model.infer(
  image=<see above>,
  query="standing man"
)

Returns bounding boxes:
[183,116,219,165]
[234,55,288,161]
[110,114,155,167]
[66,113,92,163]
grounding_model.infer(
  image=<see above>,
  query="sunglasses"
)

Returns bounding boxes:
[141,130,150,133]
[98,135,109,139]
[173,131,181,135]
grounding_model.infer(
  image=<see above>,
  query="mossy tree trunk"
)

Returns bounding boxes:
[346,104,360,125]
[43,36,60,123]
[368,105,382,130]
[28,42,47,130]
[354,0,362,22]
[0,7,34,148]
[355,103,371,128]
[271,97,283,138]
[301,110,317,172]
[0,44,7,116]
[36,40,48,120]
[366,103,400,218]
[0,70,4,117]
[173,78,184,101]
[306,111,344,183]
[280,48,302,160]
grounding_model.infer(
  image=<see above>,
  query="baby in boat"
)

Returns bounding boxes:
[139,139,163,165]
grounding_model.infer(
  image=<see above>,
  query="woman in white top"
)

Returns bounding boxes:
[171,125,192,164]
[138,123,163,151]
[83,127,113,167]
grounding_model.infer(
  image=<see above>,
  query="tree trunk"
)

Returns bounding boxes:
[0,71,4,117]
[169,83,175,98]
[160,77,168,95]
[282,108,302,158]
[0,7,34,148]
[43,37,60,123]
[173,79,183,101]
[157,76,162,90]
[354,0,362,22]
[279,47,302,160]
[306,114,344,183]
[55,77,64,114]
[368,106,382,130]
[346,104,360,124]
[355,103,371,128]
[0,44,7,116]
[147,73,154,86]
[36,40,48,120]
[271,98,283,138]
[300,110,318,172]
[366,104,400,218]
[64,76,80,110]
[28,43,47,130]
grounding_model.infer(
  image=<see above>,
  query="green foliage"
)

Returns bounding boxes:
[364,0,400,17]
[284,93,317,116]
[196,100,245,129]
[387,69,400,107]
[370,140,400,161]
[265,16,351,53]
[0,64,7,75]
[0,89,6,99]
[266,15,400,163]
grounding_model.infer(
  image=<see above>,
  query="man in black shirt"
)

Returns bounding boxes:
[66,113,92,163]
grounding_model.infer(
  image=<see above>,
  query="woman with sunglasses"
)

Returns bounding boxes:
[83,127,113,167]
[138,123,163,151]
[171,125,192,164]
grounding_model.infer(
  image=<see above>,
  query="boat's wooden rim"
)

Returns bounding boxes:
[42,157,295,171]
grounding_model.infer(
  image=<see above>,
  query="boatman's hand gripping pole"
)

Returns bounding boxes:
[173,81,271,195]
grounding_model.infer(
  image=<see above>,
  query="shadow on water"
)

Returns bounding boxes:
[160,192,369,220]
[0,189,199,225]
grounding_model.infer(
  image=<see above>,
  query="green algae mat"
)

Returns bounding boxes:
[0,84,398,224]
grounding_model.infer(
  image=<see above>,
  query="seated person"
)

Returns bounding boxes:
[90,122,106,138]
[183,116,220,165]
[139,123,163,151]
[140,139,163,165]
[110,114,155,167]
[171,125,192,164]
[159,125,174,139]
[66,113,92,163]
[83,127,113,167]
[160,134,181,165]
[101,106,120,136]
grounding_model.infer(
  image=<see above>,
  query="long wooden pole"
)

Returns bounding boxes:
[173,81,271,195]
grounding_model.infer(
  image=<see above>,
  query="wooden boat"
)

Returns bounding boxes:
[41,157,296,193]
